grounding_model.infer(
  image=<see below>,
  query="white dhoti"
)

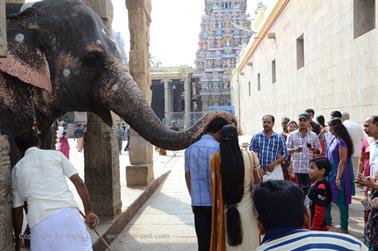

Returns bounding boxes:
[30,208,92,251]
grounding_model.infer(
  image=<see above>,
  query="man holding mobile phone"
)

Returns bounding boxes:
[287,113,322,193]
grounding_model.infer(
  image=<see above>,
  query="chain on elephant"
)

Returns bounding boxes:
[0,134,14,251]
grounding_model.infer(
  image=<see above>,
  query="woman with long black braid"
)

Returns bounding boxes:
[210,125,260,251]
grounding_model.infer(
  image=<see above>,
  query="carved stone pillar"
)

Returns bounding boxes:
[126,0,154,186]
[83,0,121,216]
[163,79,172,124]
[84,113,121,216]
[0,0,7,57]
[5,0,24,3]
[184,78,191,129]
[1,3,14,249]
[0,135,13,251]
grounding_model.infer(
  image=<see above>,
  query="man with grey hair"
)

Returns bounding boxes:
[280,117,290,137]
[363,116,378,178]
[342,112,365,174]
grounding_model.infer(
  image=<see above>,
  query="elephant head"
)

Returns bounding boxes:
[0,0,235,162]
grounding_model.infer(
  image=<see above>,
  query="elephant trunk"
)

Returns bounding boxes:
[100,72,235,150]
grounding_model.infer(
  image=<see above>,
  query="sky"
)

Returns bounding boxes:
[112,0,277,67]
[112,0,206,67]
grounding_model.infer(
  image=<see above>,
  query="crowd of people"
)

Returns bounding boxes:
[185,110,378,250]
[56,121,130,157]
[56,122,86,159]
[9,110,377,250]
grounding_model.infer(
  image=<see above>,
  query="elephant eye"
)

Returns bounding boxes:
[83,53,103,70]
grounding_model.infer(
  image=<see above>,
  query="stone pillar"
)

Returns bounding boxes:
[202,96,209,111]
[2,2,23,248]
[1,3,14,249]
[0,0,7,57]
[126,0,154,186]
[82,0,113,28]
[184,78,191,129]
[83,0,121,216]
[5,0,23,3]
[0,135,13,251]
[84,113,121,216]
[168,80,174,122]
[163,79,171,124]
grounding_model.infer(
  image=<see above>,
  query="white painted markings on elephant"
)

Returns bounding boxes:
[63,69,71,77]
[15,33,24,43]
[112,84,118,92]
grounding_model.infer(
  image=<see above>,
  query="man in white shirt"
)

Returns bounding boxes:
[12,131,99,251]
[342,112,365,174]
[363,116,378,177]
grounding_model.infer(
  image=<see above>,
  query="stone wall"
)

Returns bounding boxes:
[232,0,378,135]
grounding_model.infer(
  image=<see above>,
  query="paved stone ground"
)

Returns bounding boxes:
[329,190,366,241]
[110,150,197,251]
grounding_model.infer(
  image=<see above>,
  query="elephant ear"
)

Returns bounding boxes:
[0,51,52,93]
[0,5,52,93]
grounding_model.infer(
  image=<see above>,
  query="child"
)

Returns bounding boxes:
[305,157,332,231]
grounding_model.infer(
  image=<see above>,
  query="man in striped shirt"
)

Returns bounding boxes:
[287,113,321,192]
[253,180,367,251]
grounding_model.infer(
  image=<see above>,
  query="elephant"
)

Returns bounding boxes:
[0,0,235,164]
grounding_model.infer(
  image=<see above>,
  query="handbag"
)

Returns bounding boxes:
[245,150,262,184]
[262,164,284,182]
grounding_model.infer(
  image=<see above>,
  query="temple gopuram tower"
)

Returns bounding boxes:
[193,0,251,111]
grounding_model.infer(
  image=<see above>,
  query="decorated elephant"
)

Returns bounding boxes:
[0,0,235,164]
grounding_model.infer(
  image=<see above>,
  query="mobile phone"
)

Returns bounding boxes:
[361,198,370,209]
[306,143,312,148]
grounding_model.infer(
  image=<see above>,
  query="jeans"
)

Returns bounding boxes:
[326,201,349,230]
[193,206,212,251]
